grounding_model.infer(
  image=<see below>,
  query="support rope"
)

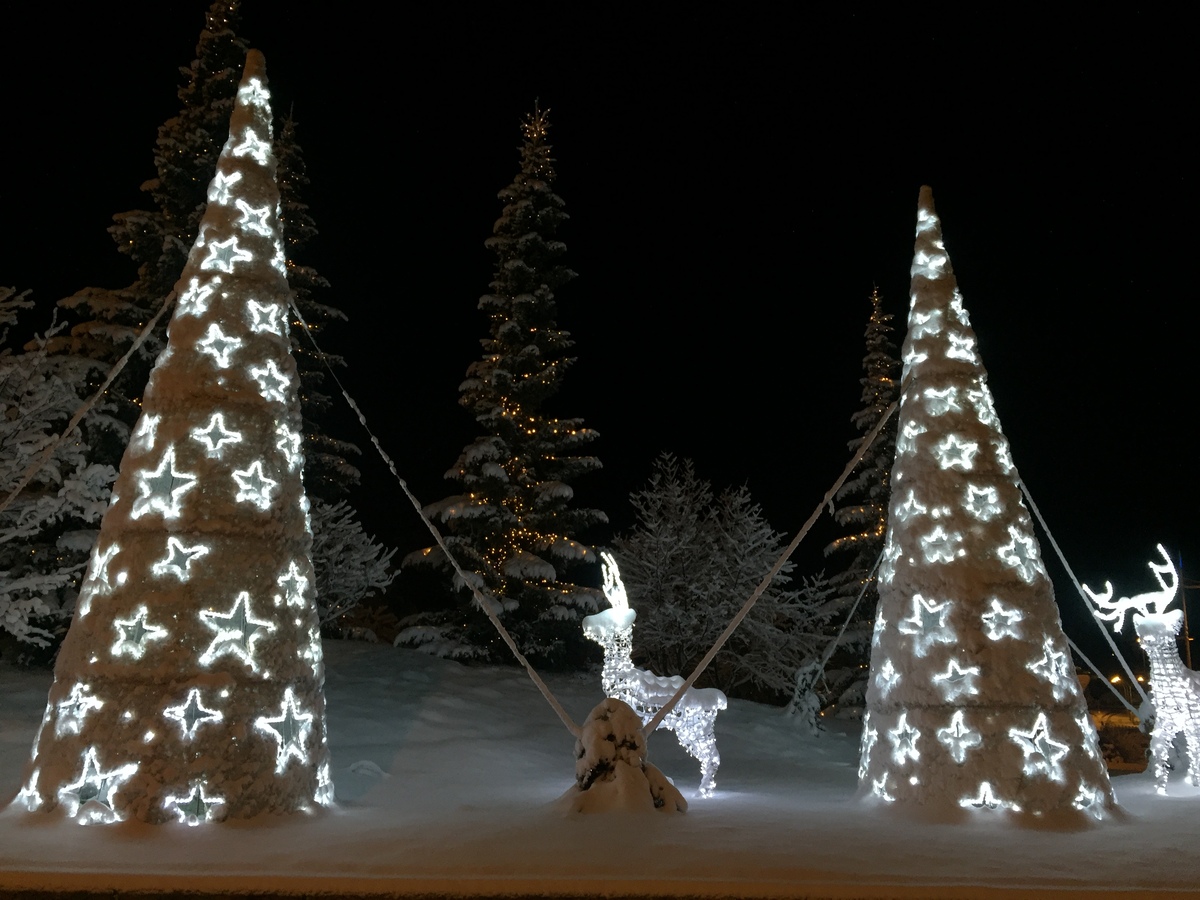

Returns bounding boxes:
[1019,479,1150,712]
[0,294,175,520]
[643,401,898,735]
[287,300,580,738]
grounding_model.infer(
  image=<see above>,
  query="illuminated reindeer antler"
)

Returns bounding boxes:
[1083,543,1178,632]
[600,550,629,613]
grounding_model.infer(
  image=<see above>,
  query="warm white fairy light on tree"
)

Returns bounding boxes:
[859,186,1115,820]
[12,51,333,824]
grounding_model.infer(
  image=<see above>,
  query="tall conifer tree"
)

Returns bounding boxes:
[403,108,606,667]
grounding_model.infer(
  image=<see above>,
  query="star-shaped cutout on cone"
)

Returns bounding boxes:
[1027,636,1074,699]
[933,434,978,471]
[165,781,225,826]
[999,525,1046,584]
[920,524,963,564]
[964,484,1002,521]
[112,606,168,659]
[233,460,278,509]
[232,127,272,165]
[177,275,221,317]
[256,687,314,774]
[248,300,286,336]
[237,76,271,109]
[960,781,1004,811]
[1010,712,1070,781]
[197,323,243,368]
[132,446,198,520]
[235,198,274,237]
[937,710,982,764]
[897,594,955,658]
[151,536,210,581]
[274,560,309,608]
[201,236,253,274]
[164,688,223,739]
[54,683,104,737]
[200,592,276,670]
[130,413,160,455]
[207,170,242,206]
[981,597,1023,640]
[192,413,243,458]
[250,360,291,403]
[58,746,138,823]
[932,659,981,701]
[888,712,920,765]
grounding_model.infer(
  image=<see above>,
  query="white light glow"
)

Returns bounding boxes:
[274,423,302,471]
[945,331,977,363]
[192,412,243,457]
[112,606,168,659]
[275,560,309,608]
[993,438,1016,474]
[164,688,223,739]
[923,387,962,416]
[131,446,198,520]
[165,781,225,826]
[248,300,286,336]
[58,747,137,824]
[998,525,1046,583]
[949,289,971,326]
[207,171,242,206]
[895,489,927,522]
[932,659,981,701]
[177,275,221,317]
[897,421,927,456]
[919,524,964,564]
[875,658,900,698]
[960,781,1004,810]
[233,460,278,509]
[130,414,160,454]
[910,308,943,339]
[55,684,104,737]
[200,235,254,274]
[232,127,271,165]
[933,434,978,471]
[199,591,276,669]
[249,359,291,403]
[235,198,274,237]
[897,593,955,657]
[981,598,1023,640]
[237,76,271,109]
[888,712,920,764]
[1027,636,1073,699]
[1009,712,1069,782]
[256,687,314,775]
[937,710,982,763]
[197,323,243,368]
[858,715,877,780]
[151,536,210,581]
[964,484,1002,521]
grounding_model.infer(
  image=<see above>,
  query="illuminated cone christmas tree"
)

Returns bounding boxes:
[858,186,1114,820]
[13,51,333,824]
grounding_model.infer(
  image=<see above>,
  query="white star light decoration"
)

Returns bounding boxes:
[920,524,964,564]
[964,484,1002,521]
[888,712,920,764]
[130,413,160,454]
[165,781,225,826]
[232,127,271,165]
[132,447,198,520]
[197,323,243,368]
[981,598,1023,640]
[999,525,1046,583]
[77,541,122,616]
[933,434,978,471]
[248,300,286,336]
[966,387,1001,428]
[250,360,291,403]
[960,781,1006,811]
[207,170,242,206]
[201,236,254,274]
[233,460,278,509]
[164,688,223,740]
[895,488,927,522]
[151,537,210,581]
[111,606,169,659]
[896,421,927,456]
[933,659,981,701]
[937,711,982,764]
[874,658,900,698]
[199,592,276,669]
[177,275,221,316]
[1028,636,1074,700]
[923,386,962,416]
[946,331,978,363]
[192,412,243,458]
[256,688,314,774]
[54,684,104,737]
[237,76,271,109]
[275,560,309,608]
[858,718,878,780]
[1010,712,1069,782]
[897,594,955,657]
[275,423,302,471]
[909,307,943,338]
[58,746,138,824]
[235,198,274,237]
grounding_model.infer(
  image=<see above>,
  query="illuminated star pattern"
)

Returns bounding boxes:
[874,658,900,698]
[937,711,982,764]
[54,684,104,737]
[177,275,221,317]
[932,434,978,470]
[58,747,137,822]
[256,688,314,774]
[232,127,271,165]
[164,688,223,739]
[235,198,273,236]
[896,420,927,456]
[199,592,276,668]
[237,76,271,108]
[275,423,302,470]
[207,170,242,205]
[946,331,977,362]
[1010,712,1070,781]
[923,386,961,416]
[275,560,309,608]
[250,360,291,403]
[192,412,243,457]
[112,607,168,658]
[896,593,955,657]
[920,524,963,563]
[165,781,225,826]
[1027,636,1074,700]
[960,781,1003,810]
[132,446,198,520]
[248,300,286,336]
[932,659,981,701]
[998,524,1046,584]
[964,484,1002,521]
[201,236,253,274]
[888,712,920,765]
[151,537,210,581]
[981,597,1023,640]
[895,488,927,522]
[197,323,243,368]
[233,460,278,509]
[130,413,160,454]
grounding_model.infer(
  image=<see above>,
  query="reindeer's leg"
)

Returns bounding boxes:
[1150,721,1175,794]
[670,708,720,797]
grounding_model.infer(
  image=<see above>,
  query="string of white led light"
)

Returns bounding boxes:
[287,299,581,738]
[0,293,176,519]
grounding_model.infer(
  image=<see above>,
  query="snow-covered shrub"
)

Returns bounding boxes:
[613,453,829,700]
[309,498,396,633]
[1,288,116,655]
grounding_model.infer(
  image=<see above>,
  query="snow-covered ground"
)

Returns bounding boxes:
[2,639,1198,899]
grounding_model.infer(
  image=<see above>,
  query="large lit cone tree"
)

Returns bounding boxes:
[13,51,333,824]
[858,186,1115,821]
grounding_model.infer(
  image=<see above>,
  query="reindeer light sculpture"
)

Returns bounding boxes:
[1083,544,1200,794]
[582,552,727,796]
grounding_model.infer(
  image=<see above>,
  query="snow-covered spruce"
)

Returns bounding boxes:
[556,698,687,813]
[13,51,333,824]
[859,186,1115,822]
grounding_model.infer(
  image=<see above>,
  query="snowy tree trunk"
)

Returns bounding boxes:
[859,186,1115,821]
[14,51,333,824]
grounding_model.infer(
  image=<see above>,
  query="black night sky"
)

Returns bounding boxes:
[3,5,1194,669]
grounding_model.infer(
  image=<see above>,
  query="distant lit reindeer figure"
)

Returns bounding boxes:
[582,552,727,796]
[1084,544,1200,793]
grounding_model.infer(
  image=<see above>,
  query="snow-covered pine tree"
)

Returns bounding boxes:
[401,107,606,667]
[859,186,1115,821]
[14,53,333,823]
[1,289,116,656]
[46,1,390,625]
[814,287,899,712]
[614,453,827,699]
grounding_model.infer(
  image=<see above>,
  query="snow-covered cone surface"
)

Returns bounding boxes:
[557,698,687,814]
[12,51,333,824]
[858,186,1115,822]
